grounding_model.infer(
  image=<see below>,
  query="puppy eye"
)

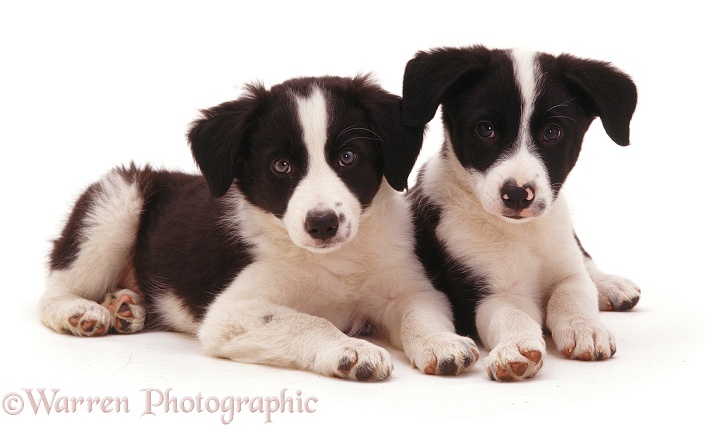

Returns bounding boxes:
[339,150,357,167]
[271,158,292,175]
[477,122,495,139]
[543,126,562,142]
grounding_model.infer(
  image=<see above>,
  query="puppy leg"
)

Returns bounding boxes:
[546,273,616,361]
[40,281,113,337]
[199,296,393,381]
[39,168,145,336]
[584,258,641,311]
[475,295,545,381]
[381,289,479,376]
[575,233,640,311]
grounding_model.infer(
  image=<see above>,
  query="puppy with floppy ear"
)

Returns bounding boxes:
[403,45,640,380]
[39,75,478,381]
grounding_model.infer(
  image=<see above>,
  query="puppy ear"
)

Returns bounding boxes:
[557,55,638,146]
[187,85,266,197]
[352,75,425,191]
[402,45,493,127]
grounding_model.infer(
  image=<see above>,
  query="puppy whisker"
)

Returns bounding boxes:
[544,98,575,115]
[546,115,579,125]
[337,122,364,137]
[341,135,383,145]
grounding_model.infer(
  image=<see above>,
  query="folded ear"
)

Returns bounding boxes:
[351,75,425,191]
[557,54,638,146]
[187,85,267,197]
[402,45,493,127]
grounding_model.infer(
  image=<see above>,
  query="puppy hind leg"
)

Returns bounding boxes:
[101,288,146,334]
[575,232,640,311]
[584,257,641,311]
[39,168,145,337]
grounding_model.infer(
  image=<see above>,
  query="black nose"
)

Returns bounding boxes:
[500,181,535,211]
[305,211,339,240]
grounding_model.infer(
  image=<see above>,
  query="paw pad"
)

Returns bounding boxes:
[101,290,146,334]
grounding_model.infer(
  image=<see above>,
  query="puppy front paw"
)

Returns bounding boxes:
[485,337,545,381]
[552,317,616,361]
[408,333,479,376]
[595,274,641,311]
[318,339,393,381]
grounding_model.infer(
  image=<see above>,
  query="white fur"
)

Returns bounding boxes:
[155,293,199,335]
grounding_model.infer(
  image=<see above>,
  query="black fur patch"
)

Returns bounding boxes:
[409,175,491,338]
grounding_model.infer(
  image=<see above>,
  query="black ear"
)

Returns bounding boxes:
[402,45,493,127]
[557,54,638,146]
[187,85,266,197]
[351,75,425,191]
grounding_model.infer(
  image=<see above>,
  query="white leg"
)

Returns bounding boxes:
[546,274,616,360]
[199,297,393,381]
[475,295,545,381]
[381,289,479,376]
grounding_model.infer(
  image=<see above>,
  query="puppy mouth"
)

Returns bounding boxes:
[300,228,354,253]
[502,212,535,222]
[500,205,545,222]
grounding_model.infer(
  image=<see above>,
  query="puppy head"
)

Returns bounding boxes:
[402,45,637,222]
[188,75,423,252]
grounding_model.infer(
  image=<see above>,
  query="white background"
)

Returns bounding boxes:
[1,1,716,425]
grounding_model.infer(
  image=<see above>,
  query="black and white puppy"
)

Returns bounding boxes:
[39,75,479,380]
[402,46,640,380]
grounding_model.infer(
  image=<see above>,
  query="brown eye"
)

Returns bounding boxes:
[477,122,495,139]
[271,158,291,175]
[544,126,562,142]
[339,150,357,167]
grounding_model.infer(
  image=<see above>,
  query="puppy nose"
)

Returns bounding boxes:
[305,210,339,240]
[501,181,535,211]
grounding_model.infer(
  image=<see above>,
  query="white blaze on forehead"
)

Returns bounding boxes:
[511,49,540,150]
[295,86,329,168]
